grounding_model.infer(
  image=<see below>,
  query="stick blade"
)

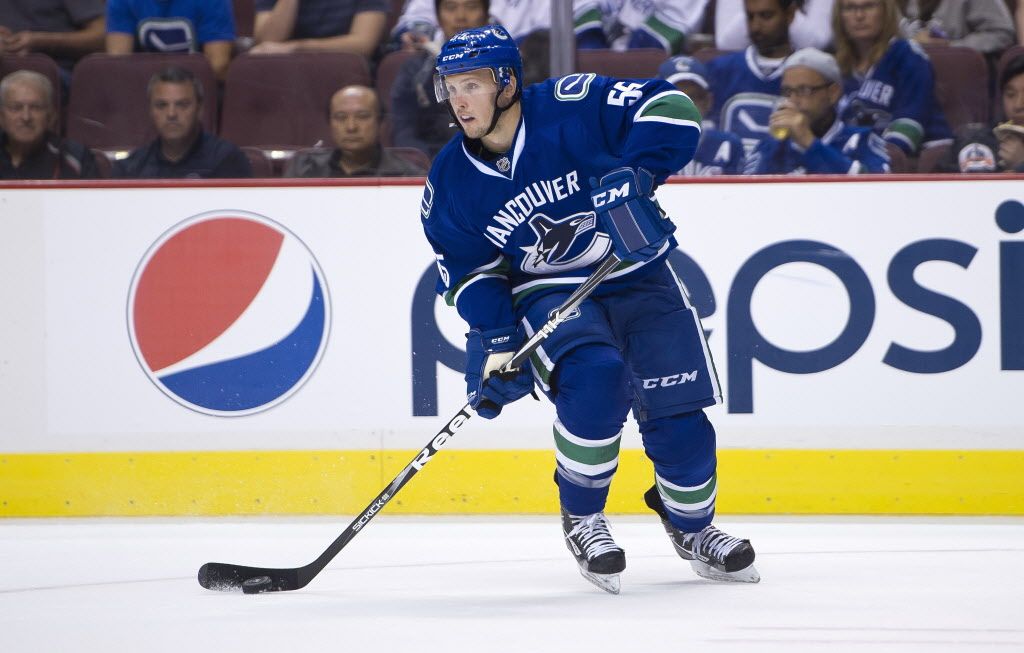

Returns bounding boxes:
[198,562,303,592]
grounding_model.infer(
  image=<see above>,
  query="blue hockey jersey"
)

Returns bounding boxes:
[839,38,952,155]
[743,118,891,174]
[679,128,745,175]
[705,46,787,123]
[421,73,702,332]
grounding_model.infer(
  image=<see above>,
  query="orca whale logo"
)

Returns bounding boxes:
[520,211,610,274]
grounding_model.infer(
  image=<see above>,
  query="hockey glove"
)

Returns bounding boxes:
[465,326,534,419]
[590,167,675,264]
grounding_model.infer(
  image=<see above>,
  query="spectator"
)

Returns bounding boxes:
[105,0,235,80]
[286,85,427,177]
[994,121,1024,171]
[0,1,105,74]
[392,0,547,46]
[573,0,710,53]
[941,54,1024,172]
[657,56,746,175]
[251,0,387,58]
[706,0,799,122]
[833,0,952,156]
[715,0,836,51]
[899,0,1015,57]
[745,48,890,174]
[1002,55,1024,126]
[114,66,252,178]
[0,70,98,179]
[390,0,490,159]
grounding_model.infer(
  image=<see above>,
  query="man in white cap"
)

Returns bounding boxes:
[657,55,745,175]
[745,47,890,174]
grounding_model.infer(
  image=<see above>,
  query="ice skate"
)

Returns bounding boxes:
[644,486,760,583]
[561,509,626,594]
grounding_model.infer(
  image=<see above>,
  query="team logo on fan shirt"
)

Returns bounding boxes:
[127,211,331,416]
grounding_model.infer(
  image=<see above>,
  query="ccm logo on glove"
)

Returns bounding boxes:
[592,182,631,208]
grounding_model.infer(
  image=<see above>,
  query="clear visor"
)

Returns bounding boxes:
[433,68,501,103]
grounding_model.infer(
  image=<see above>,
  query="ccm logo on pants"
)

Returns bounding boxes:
[642,370,699,389]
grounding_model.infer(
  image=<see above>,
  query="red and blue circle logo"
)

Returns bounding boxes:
[128,211,331,416]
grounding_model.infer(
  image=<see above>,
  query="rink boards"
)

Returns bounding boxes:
[0,176,1022,516]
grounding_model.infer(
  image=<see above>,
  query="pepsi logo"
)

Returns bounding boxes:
[127,211,331,416]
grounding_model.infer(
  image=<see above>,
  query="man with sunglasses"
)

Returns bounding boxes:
[745,47,890,174]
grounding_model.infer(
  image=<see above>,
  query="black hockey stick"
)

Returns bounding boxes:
[197,253,622,593]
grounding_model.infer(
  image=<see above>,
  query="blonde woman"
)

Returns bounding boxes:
[833,0,952,156]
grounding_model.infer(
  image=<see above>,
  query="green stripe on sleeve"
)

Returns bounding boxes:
[638,93,702,125]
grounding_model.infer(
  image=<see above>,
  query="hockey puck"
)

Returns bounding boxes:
[241,576,273,594]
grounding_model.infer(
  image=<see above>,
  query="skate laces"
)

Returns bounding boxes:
[689,525,743,562]
[566,513,620,559]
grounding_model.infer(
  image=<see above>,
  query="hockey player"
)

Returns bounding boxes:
[420,24,759,593]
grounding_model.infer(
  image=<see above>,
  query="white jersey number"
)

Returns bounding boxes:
[607,82,644,107]
[435,254,450,288]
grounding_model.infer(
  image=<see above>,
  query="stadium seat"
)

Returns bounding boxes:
[385,0,406,37]
[692,47,734,63]
[377,49,420,112]
[67,54,218,150]
[918,142,952,173]
[0,53,64,128]
[233,0,255,38]
[386,146,431,172]
[924,45,990,132]
[220,52,372,150]
[90,149,113,178]
[241,146,274,177]
[576,49,667,79]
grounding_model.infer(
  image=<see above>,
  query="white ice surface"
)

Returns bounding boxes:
[2,516,1023,652]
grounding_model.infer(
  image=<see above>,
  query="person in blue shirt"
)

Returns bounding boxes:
[705,0,802,153]
[705,0,800,123]
[745,47,890,174]
[832,0,951,156]
[421,25,760,594]
[657,55,745,175]
[105,0,235,80]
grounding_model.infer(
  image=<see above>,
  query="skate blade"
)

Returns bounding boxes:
[690,560,760,584]
[578,568,621,594]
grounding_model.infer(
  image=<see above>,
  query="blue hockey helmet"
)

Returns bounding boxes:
[433,24,523,103]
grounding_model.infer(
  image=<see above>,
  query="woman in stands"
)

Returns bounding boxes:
[833,0,952,157]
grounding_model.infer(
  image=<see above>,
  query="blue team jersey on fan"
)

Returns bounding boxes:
[705,47,786,123]
[744,119,891,175]
[839,38,952,155]
[680,128,746,175]
[106,0,235,52]
[421,73,701,331]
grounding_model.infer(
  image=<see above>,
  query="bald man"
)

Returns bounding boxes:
[285,85,428,177]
